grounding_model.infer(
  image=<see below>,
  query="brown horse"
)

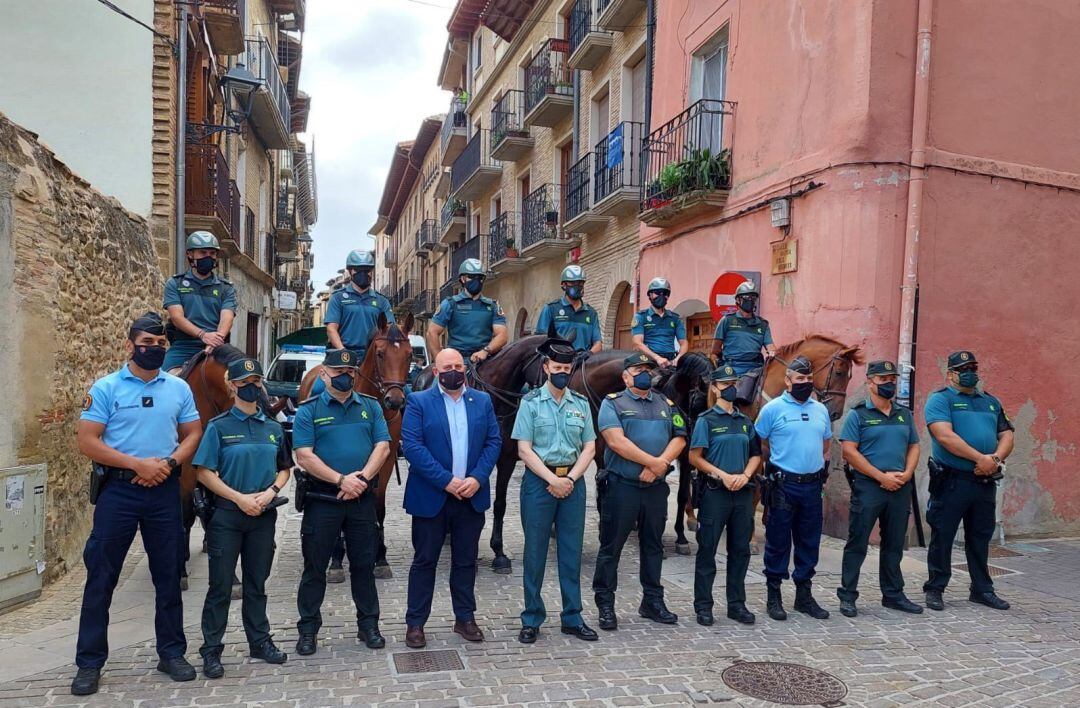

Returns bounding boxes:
[296,312,414,577]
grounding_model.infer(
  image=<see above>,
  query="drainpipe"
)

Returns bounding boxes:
[175,5,188,273]
[897,0,933,408]
[572,69,580,159]
[644,0,655,137]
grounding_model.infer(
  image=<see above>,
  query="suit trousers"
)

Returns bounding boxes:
[406,496,486,626]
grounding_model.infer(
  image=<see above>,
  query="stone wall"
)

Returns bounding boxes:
[0,113,163,582]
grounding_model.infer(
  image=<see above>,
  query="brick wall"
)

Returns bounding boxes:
[150,0,178,275]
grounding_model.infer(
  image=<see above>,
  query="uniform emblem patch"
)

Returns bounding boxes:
[244,360,255,372]
[141,396,154,408]
[343,293,350,299]
[269,433,277,443]
[961,352,970,361]
[361,410,369,419]
[341,351,351,363]
[371,299,377,306]
[182,280,190,286]
[672,414,684,427]
[559,309,565,316]
[212,289,219,296]
[82,394,92,411]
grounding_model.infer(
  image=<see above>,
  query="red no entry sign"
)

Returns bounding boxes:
[709,271,758,321]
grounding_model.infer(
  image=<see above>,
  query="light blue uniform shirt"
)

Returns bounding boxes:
[754,392,832,474]
[511,384,596,466]
[80,364,200,459]
[441,385,470,479]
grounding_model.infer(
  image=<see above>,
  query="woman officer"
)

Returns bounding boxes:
[193,357,292,678]
[689,365,762,627]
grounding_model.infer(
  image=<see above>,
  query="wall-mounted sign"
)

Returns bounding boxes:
[771,239,798,275]
[709,271,761,321]
[276,290,298,311]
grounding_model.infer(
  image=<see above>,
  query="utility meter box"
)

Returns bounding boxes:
[0,464,47,613]
[770,198,791,228]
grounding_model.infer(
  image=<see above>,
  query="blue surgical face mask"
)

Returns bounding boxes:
[719,385,738,402]
[235,383,261,402]
[330,372,354,392]
[463,277,483,295]
[875,382,897,400]
[956,371,979,388]
[548,371,571,390]
[632,371,653,390]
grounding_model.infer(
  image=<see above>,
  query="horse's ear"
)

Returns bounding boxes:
[840,345,865,365]
[377,311,388,330]
[401,312,414,335]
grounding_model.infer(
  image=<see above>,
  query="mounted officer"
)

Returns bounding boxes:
[427,258,508,364]
[631,277,688,369]
[712,281,776,401]
[535,265,602,354]
[162,231,237,371]
[325,249,395,362]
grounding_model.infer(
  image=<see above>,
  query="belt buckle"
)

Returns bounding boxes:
[554,466,570,478]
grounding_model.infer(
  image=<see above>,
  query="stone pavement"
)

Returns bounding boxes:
[1,465,1079,707]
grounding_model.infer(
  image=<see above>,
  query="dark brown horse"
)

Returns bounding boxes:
[296,312,414,577]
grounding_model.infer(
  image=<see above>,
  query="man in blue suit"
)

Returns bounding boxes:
[401,348,502,649]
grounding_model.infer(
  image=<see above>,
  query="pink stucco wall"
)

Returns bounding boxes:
[643,0,1080,537]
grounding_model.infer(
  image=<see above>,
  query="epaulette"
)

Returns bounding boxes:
[666,397,676,406]
[568,389,588,402]
[523,388,541,401]
[930,387,948,394]
[299,395,320,406]
[171,272,186,280]
[606,392,620,399]
[356,392,379,401]
[208,410,231,423]
[546,299,562,307]
[479,295,495,305]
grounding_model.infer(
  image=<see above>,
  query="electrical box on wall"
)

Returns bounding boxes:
[770,198,791,228]
[0,464,47,614]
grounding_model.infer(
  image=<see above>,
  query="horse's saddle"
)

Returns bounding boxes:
[176,350,208,380]
[735,366,763,405]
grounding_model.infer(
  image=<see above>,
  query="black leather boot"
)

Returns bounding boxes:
[794,581,830,619]
[766,578,787,621]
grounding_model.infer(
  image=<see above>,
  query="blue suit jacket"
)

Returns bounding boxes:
[401,385,502,518]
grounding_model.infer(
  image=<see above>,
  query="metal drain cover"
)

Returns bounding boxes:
[989,545,1022,558]
[393,650,464,674]
[721,661,847,706]
[954,562,1018,578]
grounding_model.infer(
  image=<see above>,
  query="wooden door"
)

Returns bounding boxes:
[613,283,634,349]
[246,313,260,359]
[687,313,715,353]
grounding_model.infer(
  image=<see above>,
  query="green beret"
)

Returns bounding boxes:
[866,360,898,377]
[623,352,656,370]
[947,350,977,369]
[324,348,359,368]
[227,357,263,381]
[710,365,739,382]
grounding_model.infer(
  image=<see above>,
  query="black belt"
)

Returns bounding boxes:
[545,463,573,478]
[100,465,176,482]
[776,469,827,484]
[930,459,999,483]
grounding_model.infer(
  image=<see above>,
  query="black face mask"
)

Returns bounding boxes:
[132,345,167,371]
[463,277,483,295]
[720,386,739,403]
[876,382,897,400]
[790,380,814,402]
[548,371,571,390]
[738,297,756,314]
[352,271,372,289]
[194,256,216,276]
[235,383,261,402]
[565,284,583,300]
[650,294,668,309]
[439,369,466,391]
[329,373,354,392]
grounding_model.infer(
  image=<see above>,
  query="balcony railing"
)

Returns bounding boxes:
[521,183,575,256]
[440,199,467,243]
[566,152,591,223]
[417,289,436,317]
[524,39,573,127]
[244,37,291,148]
[185,142,232,235]
[640,99,735,225]
[384,242,398,267]
[243,207,256,261]
[489,212,528,273]
[394,279,419,307]
[439,278,456,304]
[450,130,502,201]
[416,218,440,254]
[229,180,241,240]
[491,90,532,161]
[451,233,482,274]
[568,0,613,71]
[440,94,469,166]
[593,121,645,215]
[276,181,295,233]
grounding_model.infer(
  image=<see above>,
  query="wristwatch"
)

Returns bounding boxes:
[482,346,493,356]
[164,457,178,469]
[270,484,281,494]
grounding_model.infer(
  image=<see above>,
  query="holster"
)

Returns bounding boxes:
[927,457,947,496]
[192,485,215,524]
[595,467,610,496]
[691,471,705,508]
[295,469,310,511]
[761,462,790,511]
[89,463,108,505]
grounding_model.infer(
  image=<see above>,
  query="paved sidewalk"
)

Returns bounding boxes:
[1,465,1078,706]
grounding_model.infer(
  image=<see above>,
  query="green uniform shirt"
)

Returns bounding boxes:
[292,390,391,474]
[630,308,686,357]
[713,312,773,374]
[432,292,507,356]
[597,389,687,484]
[162,270,237,339]
[193,408,292,493]
[535,297,601,351]
[511,384,596,466]
[924,386,1013,472]
[839,400,918,473]
[690,406,761,475]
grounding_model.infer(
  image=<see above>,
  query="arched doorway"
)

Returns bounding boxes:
[612,282,635,350]
[515,307,529,339]
[674,298,713,353]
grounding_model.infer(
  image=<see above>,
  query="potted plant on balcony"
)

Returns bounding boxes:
[545,207,560,225]
[504,235,519,258]
[449,198,466,217]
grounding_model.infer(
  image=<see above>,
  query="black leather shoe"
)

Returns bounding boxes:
[518,625,539,644]
[598,606,618,631]
[250,640,287,664]
[970,591,1010,610]
[696,611,714,627]
[296,634,317,656]
[70,667,100,696]
[561,623,598,641]
[925,590,944,611]
[358,628,386,649]
[726,604,756,625]
[793,583,830,619]
[883,595,924,614]
[156,656,196,682]
[839,599,858,617]
[202,651,224,679]
[638,601,678,624]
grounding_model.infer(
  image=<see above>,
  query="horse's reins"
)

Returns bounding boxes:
[468,351,543,422]
[767,347,851,407]
[356,334,410,424]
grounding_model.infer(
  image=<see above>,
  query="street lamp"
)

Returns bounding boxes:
[187,62,263,143]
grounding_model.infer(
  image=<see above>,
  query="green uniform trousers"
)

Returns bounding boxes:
[200,507,277,657]
[923,474,997,595]
[693,485,754,612]
[592,477,668,608]
[520,471,586,629]
[838,475,911,602]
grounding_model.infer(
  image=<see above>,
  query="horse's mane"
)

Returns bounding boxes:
[774,334,865,364]
[679,351,714,377]
[366,321,410,344]
[208,343,247,365]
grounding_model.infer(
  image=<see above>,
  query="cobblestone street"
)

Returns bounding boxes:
[2,467,1079,707]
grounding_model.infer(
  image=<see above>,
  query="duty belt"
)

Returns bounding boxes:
[928,457,1002,483]
[775,469,827,484]
[544,463,573,478]
[100,465,176,482]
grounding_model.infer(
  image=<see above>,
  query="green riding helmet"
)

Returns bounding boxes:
[560,264,586,282]
[735,281,759,297]
[346,249,375,268]
[459,258,484,276]
[647,277,671,293]
[185,230,220,251]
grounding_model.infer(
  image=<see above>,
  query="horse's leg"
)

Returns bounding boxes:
[327,534,347,583]
[490,448,515,574]
[674,451,692,555]
[372,449,396,579]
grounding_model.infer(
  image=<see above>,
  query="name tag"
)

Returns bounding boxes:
[142,397,154,408]
[801,413,809,421]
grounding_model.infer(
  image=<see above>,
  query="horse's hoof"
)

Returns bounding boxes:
[373,564,393,580]
[492,556,512,574]
[180,576,189,591]
[675,542,692,556]
[750,543,762,556]
[327,567,346,584]
[687,519,699,532]
[230,584,241,601]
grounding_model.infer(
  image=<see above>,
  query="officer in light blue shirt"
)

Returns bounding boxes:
[631,277,688,368]
[754,355,832,622]
[72,313,203,696]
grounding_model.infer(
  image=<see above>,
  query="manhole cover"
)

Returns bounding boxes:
[393,650,464,674]
[989,546,1022,558]
[953,563,1018,578]
[721,661,847,706]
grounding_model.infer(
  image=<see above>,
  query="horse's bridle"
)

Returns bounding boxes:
[770,348,851,409]
[355,335,409,420]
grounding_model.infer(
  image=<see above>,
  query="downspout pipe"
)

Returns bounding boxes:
[634,0,655,306]
[175,5,188,274]
[897,0,933,408]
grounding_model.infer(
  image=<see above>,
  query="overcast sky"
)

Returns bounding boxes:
[301,0,452,292]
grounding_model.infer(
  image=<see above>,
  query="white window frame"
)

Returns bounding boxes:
[689,25,729,105]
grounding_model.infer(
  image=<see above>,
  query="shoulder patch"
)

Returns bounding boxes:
[82,393,93,411]
[606,392,619,399]
[356,392,379,401]
[299,395,320,406]
[523,388,541,400]
[209,411,232,423]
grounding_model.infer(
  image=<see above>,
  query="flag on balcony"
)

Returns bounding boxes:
[606,123,623,169]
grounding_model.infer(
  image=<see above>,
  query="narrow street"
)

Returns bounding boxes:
[2,468,1078,707]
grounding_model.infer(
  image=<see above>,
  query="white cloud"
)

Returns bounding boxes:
[300,0,452,292]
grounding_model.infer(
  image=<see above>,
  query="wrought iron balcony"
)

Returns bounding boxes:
[451,233,482,274]
[488,212,529,274]
[384,242,398,267]
[394,278,419,308]
[524,39,573,128]
[593,121,645,216]
[596,0,646,32]
[491,90,533,161]
[640,99,735,227]
[521,184,579,260]
[415,218,442,255]
[201,0,243,55]
[440,94,469,167]
[185,142,234,239]
[450,130,502,201]
[244,37,292,149]
[568,0,613,71]
[563,152,609,234]
[440,199,467,245]
[439,278,456,305]
[417,289,436,317]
